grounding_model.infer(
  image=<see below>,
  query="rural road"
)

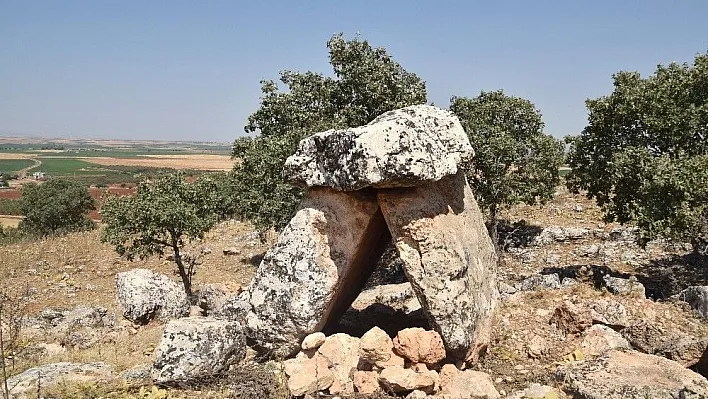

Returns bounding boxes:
[17,158,41,179]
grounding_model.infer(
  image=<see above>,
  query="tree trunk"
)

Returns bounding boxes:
[171,242,192,298]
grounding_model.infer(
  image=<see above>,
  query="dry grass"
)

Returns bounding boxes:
[0,153,35,160]
[80,155,233,171]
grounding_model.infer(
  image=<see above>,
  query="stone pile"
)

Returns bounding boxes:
[234,105,498,362]
[283,327,505,398]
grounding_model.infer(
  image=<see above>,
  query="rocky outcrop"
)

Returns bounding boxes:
[152,317,246,383]
[6,362,115,398]
[379,172,497,361]
[679,286,708,319]
[603,275,646,298]
[284,105,473,191]
[555,349,708,398]
[239,189,388,357]
[115,268,189,324]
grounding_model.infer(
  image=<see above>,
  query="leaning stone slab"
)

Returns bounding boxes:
[378,172,498,362]
[152,316,246,383]
[284,105,473,190]
[240,188,389,357]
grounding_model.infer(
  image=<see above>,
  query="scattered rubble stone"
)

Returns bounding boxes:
[301,332,327,351]
[392,328,446,366]
[517,274,560,291]
[580,324,630,357]
[284,352,334,396]
[590,299,631,328]
[354,370,381,394]
[549,301,592,335]
[437,368,500,399]
[378,365,438,394]
[603,275,646,298]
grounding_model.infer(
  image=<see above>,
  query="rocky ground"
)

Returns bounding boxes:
[0,186,707,398]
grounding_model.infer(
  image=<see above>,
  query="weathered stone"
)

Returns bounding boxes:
[284,352,334,396]
[679,286,708,319]
[580,324,630,357]
[526,334,549,359]
[240,189,388,357]
[152,317,246,383]
[621,322,708,369]
[621,321,668,353]
[550,301,591,335]
[119,363,152,382]
[6,362,115,397]
[284,105,473,190]
[392,328,446,366]
[353,370,381,394]
[555,349,708,398]
[603,275,646,298]
[379,172,497,361]
[317,333,361,395]
[406,389,429,399]
[360,326,395,366]
[301,332,327,351]
[196,283,230,315]
[351,282,422,314]
[115,268,189,324]
[379,366,438,394]
[532,226,591,246]
[437,369,500,399]
[590,299,630,328]
[517,274,561,291]
[506,383,559,399]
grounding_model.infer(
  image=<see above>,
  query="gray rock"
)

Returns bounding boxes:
[555,349,708,398]
[351,282,422,314]
[115,268,190,324]
[284,105,473,190]
[152,317,246,383]
[603,275,646,298]
[679,286,708,319]
[196,283,230,315]
[239,189,388,357]
[621,322,707,369]
[532,226,591,246]
[580,324,630,357]
[378,172,498,361]
[590,299,630,328]
[561,277,579,287]
[577,244,600,257]
[119,363,152,382]
[498,281,518,297]
[6,362,114,397]
[517,274,561,291]
[621,321,669,354]
[506,383,559,399]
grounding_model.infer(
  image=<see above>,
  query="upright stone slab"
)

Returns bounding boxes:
[240,188,389,357]
[284,105,473,190]
[378,172,498,361]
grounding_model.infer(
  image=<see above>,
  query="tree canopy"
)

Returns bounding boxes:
[231,33,427,232]
[566,52,708,253]
[19,179,96,237]
[450,91,564,245]
[100,173,235,296]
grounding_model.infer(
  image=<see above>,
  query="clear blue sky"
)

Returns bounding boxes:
[1,1,707,142]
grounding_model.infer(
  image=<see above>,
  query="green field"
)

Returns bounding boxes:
[0,159,35,173]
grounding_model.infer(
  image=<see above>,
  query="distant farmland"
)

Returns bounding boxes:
[0,159,35,173]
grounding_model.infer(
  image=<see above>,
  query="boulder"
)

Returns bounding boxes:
[152,317,246,383]
[580,324,630,357]
[621,322,708,369]
[284,105,473,190]
[379,365,438,394]
[378,172,498,361]
[603,275,646,298]
[301,332,327,351]
[392,328,446,366]
[353,370,381,394]
[531,226,591,246]
[679,286,708,319]
[196,283,230,315]
[115,268,189,324]
[317,333,361,395]
[621,321,668,353]
[239,189,388,357]
[283,352,334,396]
[555,349,708,398]
[6,362,115,397]
[351,282,422,314]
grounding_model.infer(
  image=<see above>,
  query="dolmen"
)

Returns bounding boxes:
[235,105,498,362]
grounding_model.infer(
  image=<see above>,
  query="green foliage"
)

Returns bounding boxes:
[450,91,564,239]
[232,33,427,232]
[19,179,96,237]
[101,173,235,295]
[0,199,21,216]
[567,52,708,253]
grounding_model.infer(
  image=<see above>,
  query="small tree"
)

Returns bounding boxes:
[232,33,427,232]
[450,91,564,248]
[566,52,708,253]
[19,178,96,237]
[101,173,232,296]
